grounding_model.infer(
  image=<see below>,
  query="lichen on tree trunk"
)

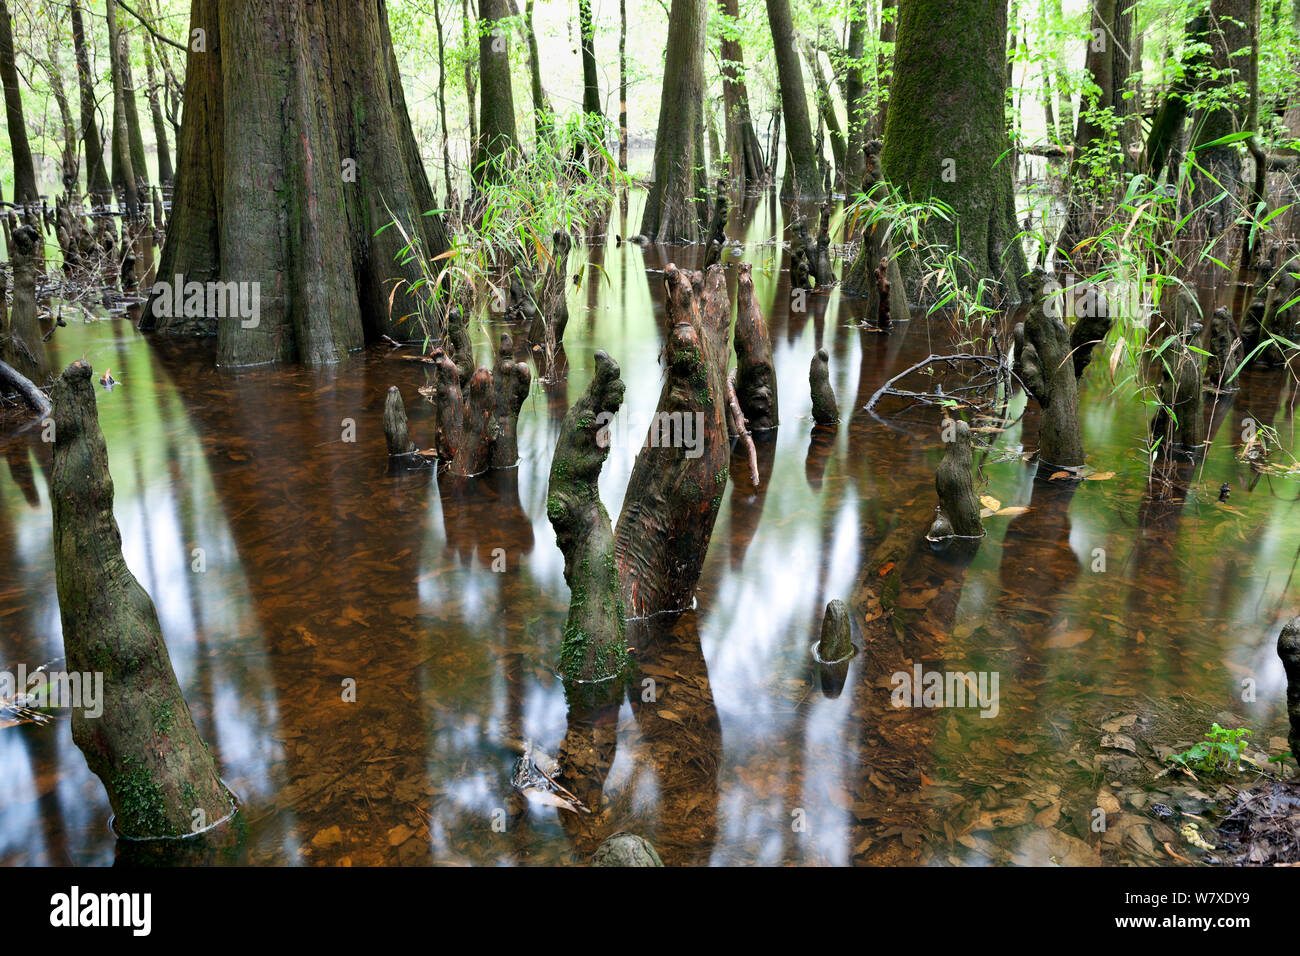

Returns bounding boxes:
[51,361,232,839]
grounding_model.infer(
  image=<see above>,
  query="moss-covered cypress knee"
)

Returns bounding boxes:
[547,350,630,687]
[51,361,232,839]
[809,348,838,426]
[733,263,778,431]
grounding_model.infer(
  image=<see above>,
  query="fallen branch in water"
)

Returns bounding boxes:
[0,358,51,419]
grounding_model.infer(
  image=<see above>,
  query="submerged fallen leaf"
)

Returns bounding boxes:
[1085,471,1116,481]
[878,561,895,577]
[979,495,1002,512]
[995,506,1029,516]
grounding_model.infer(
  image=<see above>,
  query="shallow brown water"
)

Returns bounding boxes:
[1,192,1298,866]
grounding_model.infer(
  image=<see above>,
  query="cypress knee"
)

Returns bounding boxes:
[1278,617,1300,767]
[733,262,778,430]
[1150,336,1203,457]
[809,348,838,425]
[51,361,232,839]
[5,224,49,383]
[538,230,573,344]
[1206,306,1242,389]
[492,333,531,468]
[547,350,630,686]
[429,348,464,461]
[932,418,983,544]
[446,307,474,387]
[614,264,731,618]
[450,368,496,477]
[817,598,853,697]
[1013,268,1097,469]
[383,385,415,457]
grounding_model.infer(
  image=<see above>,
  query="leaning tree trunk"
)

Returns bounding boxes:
[0,0,37,215]
[638,0,708,242]
[765,0,820,199]
[547,350,631,688]
[71,0,111,203]
[148,0,449,367]
[883,0,1027,302]
[717,0,765,189]
[614,264,731,618]
[51,361,233,840]
[475,0,519,182]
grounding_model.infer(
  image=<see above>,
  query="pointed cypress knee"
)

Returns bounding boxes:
[734,263,778,431]
[547,350,630,690]
[429,348,464,461]
[1278,617,1300,767]
[384,385,415,456]
[491,333,531,468]
[51,361,232,839]
[449,368,497,477]
[817,598,854,697]
[929,419,983,551]
[809,348,838,426]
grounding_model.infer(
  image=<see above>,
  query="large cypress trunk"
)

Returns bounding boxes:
[882,0,1027,301]
[638,0,708,242]
[765,0,820,199]
[475,0,519,181]
[71,0,111,202]
[148,0,449,367]
[0,0,37,211]
[51,361,233,839]
[717,0,764,189]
